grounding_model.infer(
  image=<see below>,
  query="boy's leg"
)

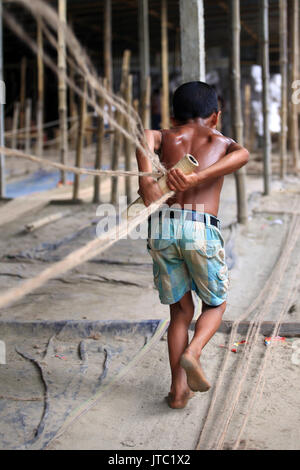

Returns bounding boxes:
[187,300,226,357]
[167,290,194,408]
[180,301,226,392]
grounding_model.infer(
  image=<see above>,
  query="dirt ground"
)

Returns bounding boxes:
[0,152,299,450]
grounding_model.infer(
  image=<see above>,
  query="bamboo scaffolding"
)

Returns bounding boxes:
[279,0,288,178]
[36,17,44,157]
[291,0,299,172]
[230,0,248,224]
[161,0,170,129]
[58,0,68,184]
[111,50,131,204]
[260,0,271,195]
[124,74,133,203]
[73,79,87,201]
[93,78,107,204]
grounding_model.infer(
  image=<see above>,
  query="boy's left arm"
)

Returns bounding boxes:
[166,141,249,192]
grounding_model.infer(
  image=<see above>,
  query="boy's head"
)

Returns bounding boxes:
[172,81,219,124]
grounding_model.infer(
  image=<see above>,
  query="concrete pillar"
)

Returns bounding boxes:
[180,0,206,83]
[0,0,5,198]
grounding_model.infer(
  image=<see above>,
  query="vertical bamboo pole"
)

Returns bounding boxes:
[111,50,131,204]
[279,0,288,178]
[0,0,5,198]
[260,0,272,195]
[161,0,170,129]
[19,57,26,130]
[37,17,44,157]
[138,0,151,128]
[93,78,107,204]
[230,0,248,224]
[104,0,113,93]
[25,98,32,173]
[58,0,68,184]
[124,74,133,204]
[69,64,78,149]
[11,102,20,150]
[25,98,32,152]
[73,79,87,201]
[141,75,151,129]
[244,84,251,151]
[291,0,299,172]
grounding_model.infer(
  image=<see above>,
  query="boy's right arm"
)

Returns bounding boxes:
[136,130,164,206]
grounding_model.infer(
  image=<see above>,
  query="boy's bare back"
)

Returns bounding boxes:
[153,123,235,216]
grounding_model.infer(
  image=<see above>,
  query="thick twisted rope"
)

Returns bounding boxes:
[0,192,174,311]
[0,146,161,178]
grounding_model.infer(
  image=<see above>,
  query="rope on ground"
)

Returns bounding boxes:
[0,192,173,311]
[232,259,300,449]
[0,146,161,178]
[196,198,300,449]
[213,210,300,450]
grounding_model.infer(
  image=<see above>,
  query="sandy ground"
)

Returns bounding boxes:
[0,156,300,450]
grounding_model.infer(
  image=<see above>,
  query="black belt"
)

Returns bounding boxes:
[153,210,220,229]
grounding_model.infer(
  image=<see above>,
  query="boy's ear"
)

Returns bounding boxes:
[210,111,221,129]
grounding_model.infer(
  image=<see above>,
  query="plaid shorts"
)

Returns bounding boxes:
[147,209,229,306]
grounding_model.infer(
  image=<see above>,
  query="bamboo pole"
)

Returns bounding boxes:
[260,0,272,195]
[11,101,20,150]
[0,0,5,198]
[161,0,170,129]
[279,0,288,178]
[69,64,78,149]
[25,98,31,154]
[291,0,299,172]
[93,78,107,204]
[36,17,44,157]
[25,98,31,173]
[230,0,248,224]
[244,84,251,150]
[124,74,133,203]
[58,0,68,184]
[138,0,150,108]
[104,0,113,93]
[73,79,87,201]
[19,57,26,130]
[141,75,151,129]
[111,50,131,204]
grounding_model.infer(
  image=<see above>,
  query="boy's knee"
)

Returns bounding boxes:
[203,300,226,314]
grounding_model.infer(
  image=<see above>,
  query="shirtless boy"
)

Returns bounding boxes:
[136,82,249,409]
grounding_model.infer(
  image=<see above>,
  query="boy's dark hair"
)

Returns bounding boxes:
[173,81,219,122]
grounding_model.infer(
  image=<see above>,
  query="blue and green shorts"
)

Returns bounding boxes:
[147,208,229,307]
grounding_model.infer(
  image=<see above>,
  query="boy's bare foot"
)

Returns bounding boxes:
[180,351,211,392]
[165,390,195,409]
